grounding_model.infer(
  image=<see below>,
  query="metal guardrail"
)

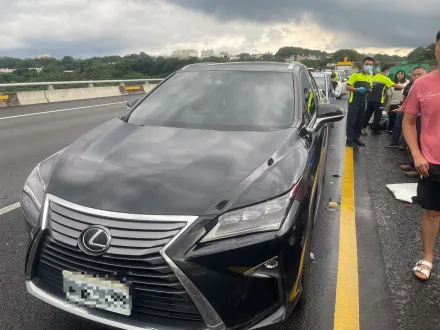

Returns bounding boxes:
[0,79,164,90]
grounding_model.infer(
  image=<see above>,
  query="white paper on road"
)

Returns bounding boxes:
[386,183,418,203]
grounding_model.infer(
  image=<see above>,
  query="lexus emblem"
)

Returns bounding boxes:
[79,226,111,255]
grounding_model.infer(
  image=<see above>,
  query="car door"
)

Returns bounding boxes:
[299,70,325,225]
[310,71,329,221]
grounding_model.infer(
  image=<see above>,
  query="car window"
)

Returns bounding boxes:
[323,75,333,97]
[308,72,322,104]
[127,71,295,131]
[300,71,318,118]
[313,77,326,92]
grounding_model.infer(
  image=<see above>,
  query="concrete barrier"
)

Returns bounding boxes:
[1,84,157,107]
[144,84,156,93]
[45,86,121,103]
[121,85,151,95]
[45,88,93,103]
[91,86,121,98]
[17,91,48,105]
[0,93,20,108]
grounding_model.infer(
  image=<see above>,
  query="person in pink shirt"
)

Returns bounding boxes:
[402,30,440,281]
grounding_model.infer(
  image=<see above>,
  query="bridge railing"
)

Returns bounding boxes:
[0,79,164,90]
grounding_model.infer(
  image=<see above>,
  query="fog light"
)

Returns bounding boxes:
[264,259,279,269]
[244,256,280,278]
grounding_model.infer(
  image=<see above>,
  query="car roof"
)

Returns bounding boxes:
[181,61,306,73]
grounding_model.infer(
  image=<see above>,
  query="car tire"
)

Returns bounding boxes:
[297,233,311,309]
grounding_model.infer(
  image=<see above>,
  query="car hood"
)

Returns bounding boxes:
[47,119,297,215]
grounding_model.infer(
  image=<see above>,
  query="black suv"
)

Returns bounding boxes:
[21,62,344,330]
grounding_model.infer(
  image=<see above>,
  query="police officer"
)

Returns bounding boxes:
[345,57,374,149]
[304,87,317,114]
[331,67,338,91]
[361,65,406,135]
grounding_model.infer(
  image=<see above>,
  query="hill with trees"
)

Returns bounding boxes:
[0,43,436,86]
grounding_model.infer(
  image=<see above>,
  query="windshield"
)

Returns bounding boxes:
[313,77,326,90]
[127,71,295,131]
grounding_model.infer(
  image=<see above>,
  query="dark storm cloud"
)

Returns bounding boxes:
[165,0,440,48]
[1,36,132,59]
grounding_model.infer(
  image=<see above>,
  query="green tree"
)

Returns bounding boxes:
[407,47,429,63]
[331,49,363,63]
[239,53,251,59]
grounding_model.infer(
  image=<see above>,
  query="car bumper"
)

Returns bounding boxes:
[27,280,289,330]
[24,195,307,330]
[27,280,207,330]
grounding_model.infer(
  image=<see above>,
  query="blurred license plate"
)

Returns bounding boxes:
[62,270,131,315]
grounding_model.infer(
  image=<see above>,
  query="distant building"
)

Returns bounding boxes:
[220,51,228,58]
[0,67,43,74]
[201,49,214,59]
[36,54,50,59]
[284,55,296,63]
[228,55,240,61]
[172,49,198,59]
[29,67,43,73]
[0,68,16,74]
[63,70,75,73]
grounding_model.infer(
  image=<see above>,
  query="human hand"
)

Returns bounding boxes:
[413,154,430,177]
[357,87,367,94]
[392,106,404,113]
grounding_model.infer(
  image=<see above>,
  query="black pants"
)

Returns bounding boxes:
[387,104,400,131]
[332,82,338,90]
[391,112,404,145]
[346,101,366,143]
[363,101,382,131]
[418,172,440,211]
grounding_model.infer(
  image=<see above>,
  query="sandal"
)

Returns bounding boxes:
[413,260,433,281]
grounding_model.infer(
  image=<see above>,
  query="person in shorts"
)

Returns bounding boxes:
[402,30,440,281]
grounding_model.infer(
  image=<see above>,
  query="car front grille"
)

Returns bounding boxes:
[34,201,203,322]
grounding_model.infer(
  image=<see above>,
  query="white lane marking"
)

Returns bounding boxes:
[0,202,20,216]
[0,101,126,121]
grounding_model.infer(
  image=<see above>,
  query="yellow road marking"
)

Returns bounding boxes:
[125,86,141,91]
[333,147,359,330]
[0,95,9,100]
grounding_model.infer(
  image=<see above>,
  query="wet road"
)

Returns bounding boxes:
[0,96,438,329]
[356,130,440,330]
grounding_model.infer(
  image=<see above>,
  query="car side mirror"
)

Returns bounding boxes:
[310,104,345,132]
[126,97,141,109]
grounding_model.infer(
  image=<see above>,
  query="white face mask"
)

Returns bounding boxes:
[363,65,373,74]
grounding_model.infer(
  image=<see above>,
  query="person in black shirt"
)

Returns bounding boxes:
[386,67,426,147]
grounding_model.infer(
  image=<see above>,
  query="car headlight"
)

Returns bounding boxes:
[201,191,293,243]
[21,149,64,228]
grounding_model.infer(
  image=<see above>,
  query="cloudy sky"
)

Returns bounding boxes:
[1,0,439,59]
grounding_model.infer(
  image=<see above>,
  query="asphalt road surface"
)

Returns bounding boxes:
[0,96,438,330]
